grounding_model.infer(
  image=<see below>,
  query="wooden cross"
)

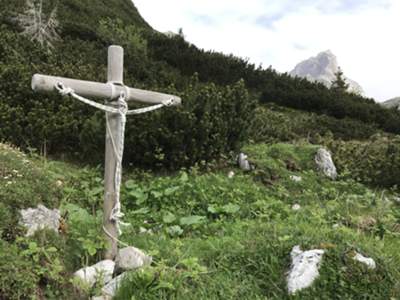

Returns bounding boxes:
[31,45,181,259]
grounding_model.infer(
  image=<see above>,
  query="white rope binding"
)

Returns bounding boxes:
[55,82,173,238]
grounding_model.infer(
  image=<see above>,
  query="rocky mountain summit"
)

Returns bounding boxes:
[381,97,400,110]
[290,50,364,95]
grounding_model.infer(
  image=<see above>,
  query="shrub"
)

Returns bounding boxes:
[326,134,400,188]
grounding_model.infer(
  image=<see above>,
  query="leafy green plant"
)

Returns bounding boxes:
[63,203,106,268]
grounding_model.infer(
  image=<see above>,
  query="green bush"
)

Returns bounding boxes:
[326,134,400,188]
[0,25,255,169]
[248,104,381,143]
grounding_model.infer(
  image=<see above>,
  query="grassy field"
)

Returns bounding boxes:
[0,142,400,299]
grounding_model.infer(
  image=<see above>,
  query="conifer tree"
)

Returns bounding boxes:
[331,67,349,93]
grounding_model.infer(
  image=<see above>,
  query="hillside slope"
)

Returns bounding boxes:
[1,142,400,299]
[1,0,400,171]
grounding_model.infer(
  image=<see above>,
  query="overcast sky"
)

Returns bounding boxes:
[134,0,399,102]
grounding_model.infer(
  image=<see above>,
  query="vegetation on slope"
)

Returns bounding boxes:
[1,142,400,299]
[1,0,400,171]
[1,1,400,298]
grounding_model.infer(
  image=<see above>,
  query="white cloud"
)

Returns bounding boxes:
[134,0,399,101]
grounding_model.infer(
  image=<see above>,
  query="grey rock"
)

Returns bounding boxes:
[74,260,115,288]
[380,97,400,110]
[102,272,128,297]
[290,175,302,182]
[92,296,111,300]
[315,148,337,180]
[292,204,301,211]
[238,153,252,171]
[115,246,152,272]
[290,50,364,95]
[353,252,376,269]
[20,204,60,236]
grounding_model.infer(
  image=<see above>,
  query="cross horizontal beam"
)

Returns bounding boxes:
[31,74,181,106]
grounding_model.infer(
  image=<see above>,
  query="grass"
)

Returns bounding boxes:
[0,142,400,299]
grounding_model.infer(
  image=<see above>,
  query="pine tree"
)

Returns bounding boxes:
[331,67,349,93]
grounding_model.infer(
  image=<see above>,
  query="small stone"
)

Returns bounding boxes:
[228,171,235,178]
[292,204,301,211]
[332,223,340,229]
[74,260,115,288]
[102,272,128,297]
[237,153,252,171]
[115,246,152,272]
[55,180,63,187]
[287,245,324,295]
[20,204,61,236]
[92,296,111,300]
[315,148,337,180]
[353,252,376,269]
[290,175,302,182]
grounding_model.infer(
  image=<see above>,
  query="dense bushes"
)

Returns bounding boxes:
[248,104,382,143]
[1,0,400,171]
[326,135,400,188]
[0,21,255,169]
[260,74,400,134]
[81,78,256,169]
[146,32,400,136]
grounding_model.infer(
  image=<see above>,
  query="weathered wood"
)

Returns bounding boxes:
[31,74,181,105]
[31,45,181,260]
[104,46,123,259]
[108,45,124,84]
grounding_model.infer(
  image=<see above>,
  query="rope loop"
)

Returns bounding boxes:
[54,82,173,237]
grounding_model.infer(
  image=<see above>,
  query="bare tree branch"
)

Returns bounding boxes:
[13,0,61,51]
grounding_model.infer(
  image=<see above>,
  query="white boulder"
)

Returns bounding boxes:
[20,204,60,236]
[353,252,376,269]
[115,246,152,272]
[290,175,302,182]
[237,153,252,171]
[287,245,324,295]
[315,148,337,179]
[74,260,115,288]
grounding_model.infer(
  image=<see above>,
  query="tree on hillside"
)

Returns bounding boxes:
[331,67,349,93]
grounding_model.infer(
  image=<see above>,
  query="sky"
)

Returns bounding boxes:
[133,0,399,102]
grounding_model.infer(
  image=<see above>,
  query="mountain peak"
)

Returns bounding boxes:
[381,97,400,110]
[290,50,364,95]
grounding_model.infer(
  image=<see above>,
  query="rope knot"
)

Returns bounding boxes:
[55,82,74,97]
[118,92,128,116]
[162,98,175,107]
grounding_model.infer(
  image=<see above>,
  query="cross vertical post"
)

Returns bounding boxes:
[31,45,181,261]
[104,45,124,259]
